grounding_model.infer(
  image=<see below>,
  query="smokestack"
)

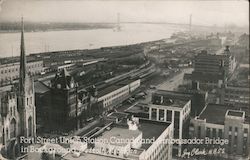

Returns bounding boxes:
[192,81,200,90]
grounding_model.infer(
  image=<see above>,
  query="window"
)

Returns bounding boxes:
[167,110,172,121]
[198,126,201,138]
[206,128,211,137]
[212,128,216,137]
[234,135,237,145]
[229,126,232,131]
[218,129,223,138]
[244,128,248,133]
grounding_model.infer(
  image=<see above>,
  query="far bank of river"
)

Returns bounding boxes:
[0,23,186,58]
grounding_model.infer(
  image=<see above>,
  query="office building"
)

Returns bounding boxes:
[219,84,249,108]
[190,104,249,157]
[191,46,236,89]
[62,117,174,160]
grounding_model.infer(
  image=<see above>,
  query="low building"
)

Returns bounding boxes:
[126,95,191,157]
[97,79,140,111]
[0,60,44,85]
[152,86,207,117]
[190,104,249,158]
[219,84,249,108]
[62,117,174,160]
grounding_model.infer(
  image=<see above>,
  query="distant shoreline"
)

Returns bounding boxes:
[0,22,114,33]
[0,27,113,34]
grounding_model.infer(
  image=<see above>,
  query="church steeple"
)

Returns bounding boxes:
[19,17,26,95]
[17,17,36,138]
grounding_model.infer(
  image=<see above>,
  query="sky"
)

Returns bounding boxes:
[0,0,249,27]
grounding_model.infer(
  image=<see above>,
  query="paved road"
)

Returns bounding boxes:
[156,68,193,91]
[136,68,193,105]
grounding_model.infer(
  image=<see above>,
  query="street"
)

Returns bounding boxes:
[156,68,193,91]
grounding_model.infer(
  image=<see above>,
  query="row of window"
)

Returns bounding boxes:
[151,109,173,122]
[103,93,128,108]
[146,134,170,160]
[0,63,43,74]
[103,88,129,102]
[206,127,223,138]
[0,71,42,82]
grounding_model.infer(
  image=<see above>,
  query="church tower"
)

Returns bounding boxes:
[17,18,36,137]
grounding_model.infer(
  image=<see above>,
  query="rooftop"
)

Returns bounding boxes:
[199,104,234,125]
[151,95,190,109]
[153,90,192,100]
[116,79,139,86]
[97,78,140,98]
[198,104,249,125]
[107,112,129,120]
[96,127,142,146]
[63,153,123,160]
[125,103,148,114]
[191,71,224,81]
[139,119,171,150]
[34,81,50,94]
[97,85,123,98]
[63,118,171,160]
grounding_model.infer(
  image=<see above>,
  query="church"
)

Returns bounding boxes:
[0,18,36,159]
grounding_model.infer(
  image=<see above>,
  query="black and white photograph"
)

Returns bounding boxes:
[0,0,249,160]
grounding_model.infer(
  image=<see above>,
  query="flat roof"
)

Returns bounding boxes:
[199,104,235,125]
[151,95,190,109]
[126,103,148,114]
[154,90,192,100]
[96,127,142,147]
[97,79,139,98]
[191,71,224,81]
[107,112,128,120]
[63,118,171,160]
[157,99,189,108]
[97,85,123,98]
[63,153,122,160]
[116,79,139,86]
[139,119,171,150]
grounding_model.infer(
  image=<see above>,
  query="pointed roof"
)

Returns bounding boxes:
[62,68,70,77]
[19,17,27,95]
[51,68,75,89]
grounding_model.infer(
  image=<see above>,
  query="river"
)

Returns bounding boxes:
[0,23,186,58]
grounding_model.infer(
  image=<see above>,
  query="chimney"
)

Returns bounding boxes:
[192,81,200,90]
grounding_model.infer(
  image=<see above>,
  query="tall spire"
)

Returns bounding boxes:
[19,17,26,95]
